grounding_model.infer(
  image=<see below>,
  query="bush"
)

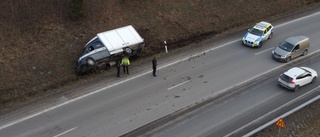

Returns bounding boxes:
[69,0,86,20]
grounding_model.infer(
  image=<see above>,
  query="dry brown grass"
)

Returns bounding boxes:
[0,0,319,108]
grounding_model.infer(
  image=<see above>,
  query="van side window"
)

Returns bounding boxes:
[89,46,94,51]
[294,44,300,50]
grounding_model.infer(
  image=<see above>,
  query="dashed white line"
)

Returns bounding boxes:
[254,47,274,55]
[53,127,77,137]
[167,80,190,90]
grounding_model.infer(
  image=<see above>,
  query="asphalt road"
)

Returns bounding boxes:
[152,52,320,137]
[1,10,320,137]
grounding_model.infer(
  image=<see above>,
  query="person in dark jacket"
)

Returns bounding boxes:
[116,59,121,77]
[152,57,157,77]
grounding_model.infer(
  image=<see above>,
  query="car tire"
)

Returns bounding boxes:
[286,56,291,63]
[269,32,273,39]
[293,85,299,92]
[311,77,316,83]
[87,58,96,66]
[258,42,262,48]
[124,47,133,55]
[302,50,308,56]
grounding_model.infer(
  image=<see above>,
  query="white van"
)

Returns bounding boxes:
[75,25,145,74]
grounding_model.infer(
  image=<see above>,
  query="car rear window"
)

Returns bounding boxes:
[280,74,293,83]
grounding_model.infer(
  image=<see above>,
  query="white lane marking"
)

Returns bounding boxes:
[167,80,191,90]
[225,85,320,137]
[1,11,320,131]
[274,11,320,28]
[53,127,77,137]
[254,47,274,55]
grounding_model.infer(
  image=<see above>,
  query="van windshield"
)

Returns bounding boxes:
[278,42,294,52]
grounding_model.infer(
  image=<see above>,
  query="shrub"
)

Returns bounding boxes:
[69,0,86,20]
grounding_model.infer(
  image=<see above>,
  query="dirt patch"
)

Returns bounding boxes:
[254,99,320,137]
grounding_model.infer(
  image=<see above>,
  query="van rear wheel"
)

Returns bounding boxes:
[124,47,133,55]
[302,50,308,56]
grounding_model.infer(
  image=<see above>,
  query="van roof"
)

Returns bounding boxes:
[285,36,308,45]
[97,25,144,54]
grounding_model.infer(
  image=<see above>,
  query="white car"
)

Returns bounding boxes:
[278,67,317,91]
[242,21,274,48]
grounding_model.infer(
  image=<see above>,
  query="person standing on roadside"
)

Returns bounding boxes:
[152,57,157,77]
[121,56,130,74]
[116,59,121,77]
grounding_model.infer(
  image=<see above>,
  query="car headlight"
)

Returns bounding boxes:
[272,50,274,54]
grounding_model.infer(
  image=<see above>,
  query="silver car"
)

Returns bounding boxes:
[278,67,317,91]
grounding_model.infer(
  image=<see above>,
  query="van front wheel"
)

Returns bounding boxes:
[286,57,291,63]
[87,58,96,66]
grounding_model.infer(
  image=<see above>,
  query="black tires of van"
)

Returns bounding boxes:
[286,56,291,62]
[124,47,133,55]
[87,58,96,66]
[302,50,308,56]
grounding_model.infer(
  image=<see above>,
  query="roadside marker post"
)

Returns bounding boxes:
[164,41,168,53]
[275,118,285,137]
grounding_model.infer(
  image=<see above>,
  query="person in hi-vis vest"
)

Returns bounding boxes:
[121,56,130,74]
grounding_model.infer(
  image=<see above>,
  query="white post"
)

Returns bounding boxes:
[164,41,168,53]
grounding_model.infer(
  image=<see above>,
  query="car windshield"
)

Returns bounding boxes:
[280,74,293,83]
[278,42,294,52]
[249,28,263,36]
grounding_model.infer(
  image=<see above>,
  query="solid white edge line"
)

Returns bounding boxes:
[167,80,191,91]
[225,85,320,137]
[53,127,77,137]
[1,10,320,131]
[274,11,320,28]
[254,47,274,55]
